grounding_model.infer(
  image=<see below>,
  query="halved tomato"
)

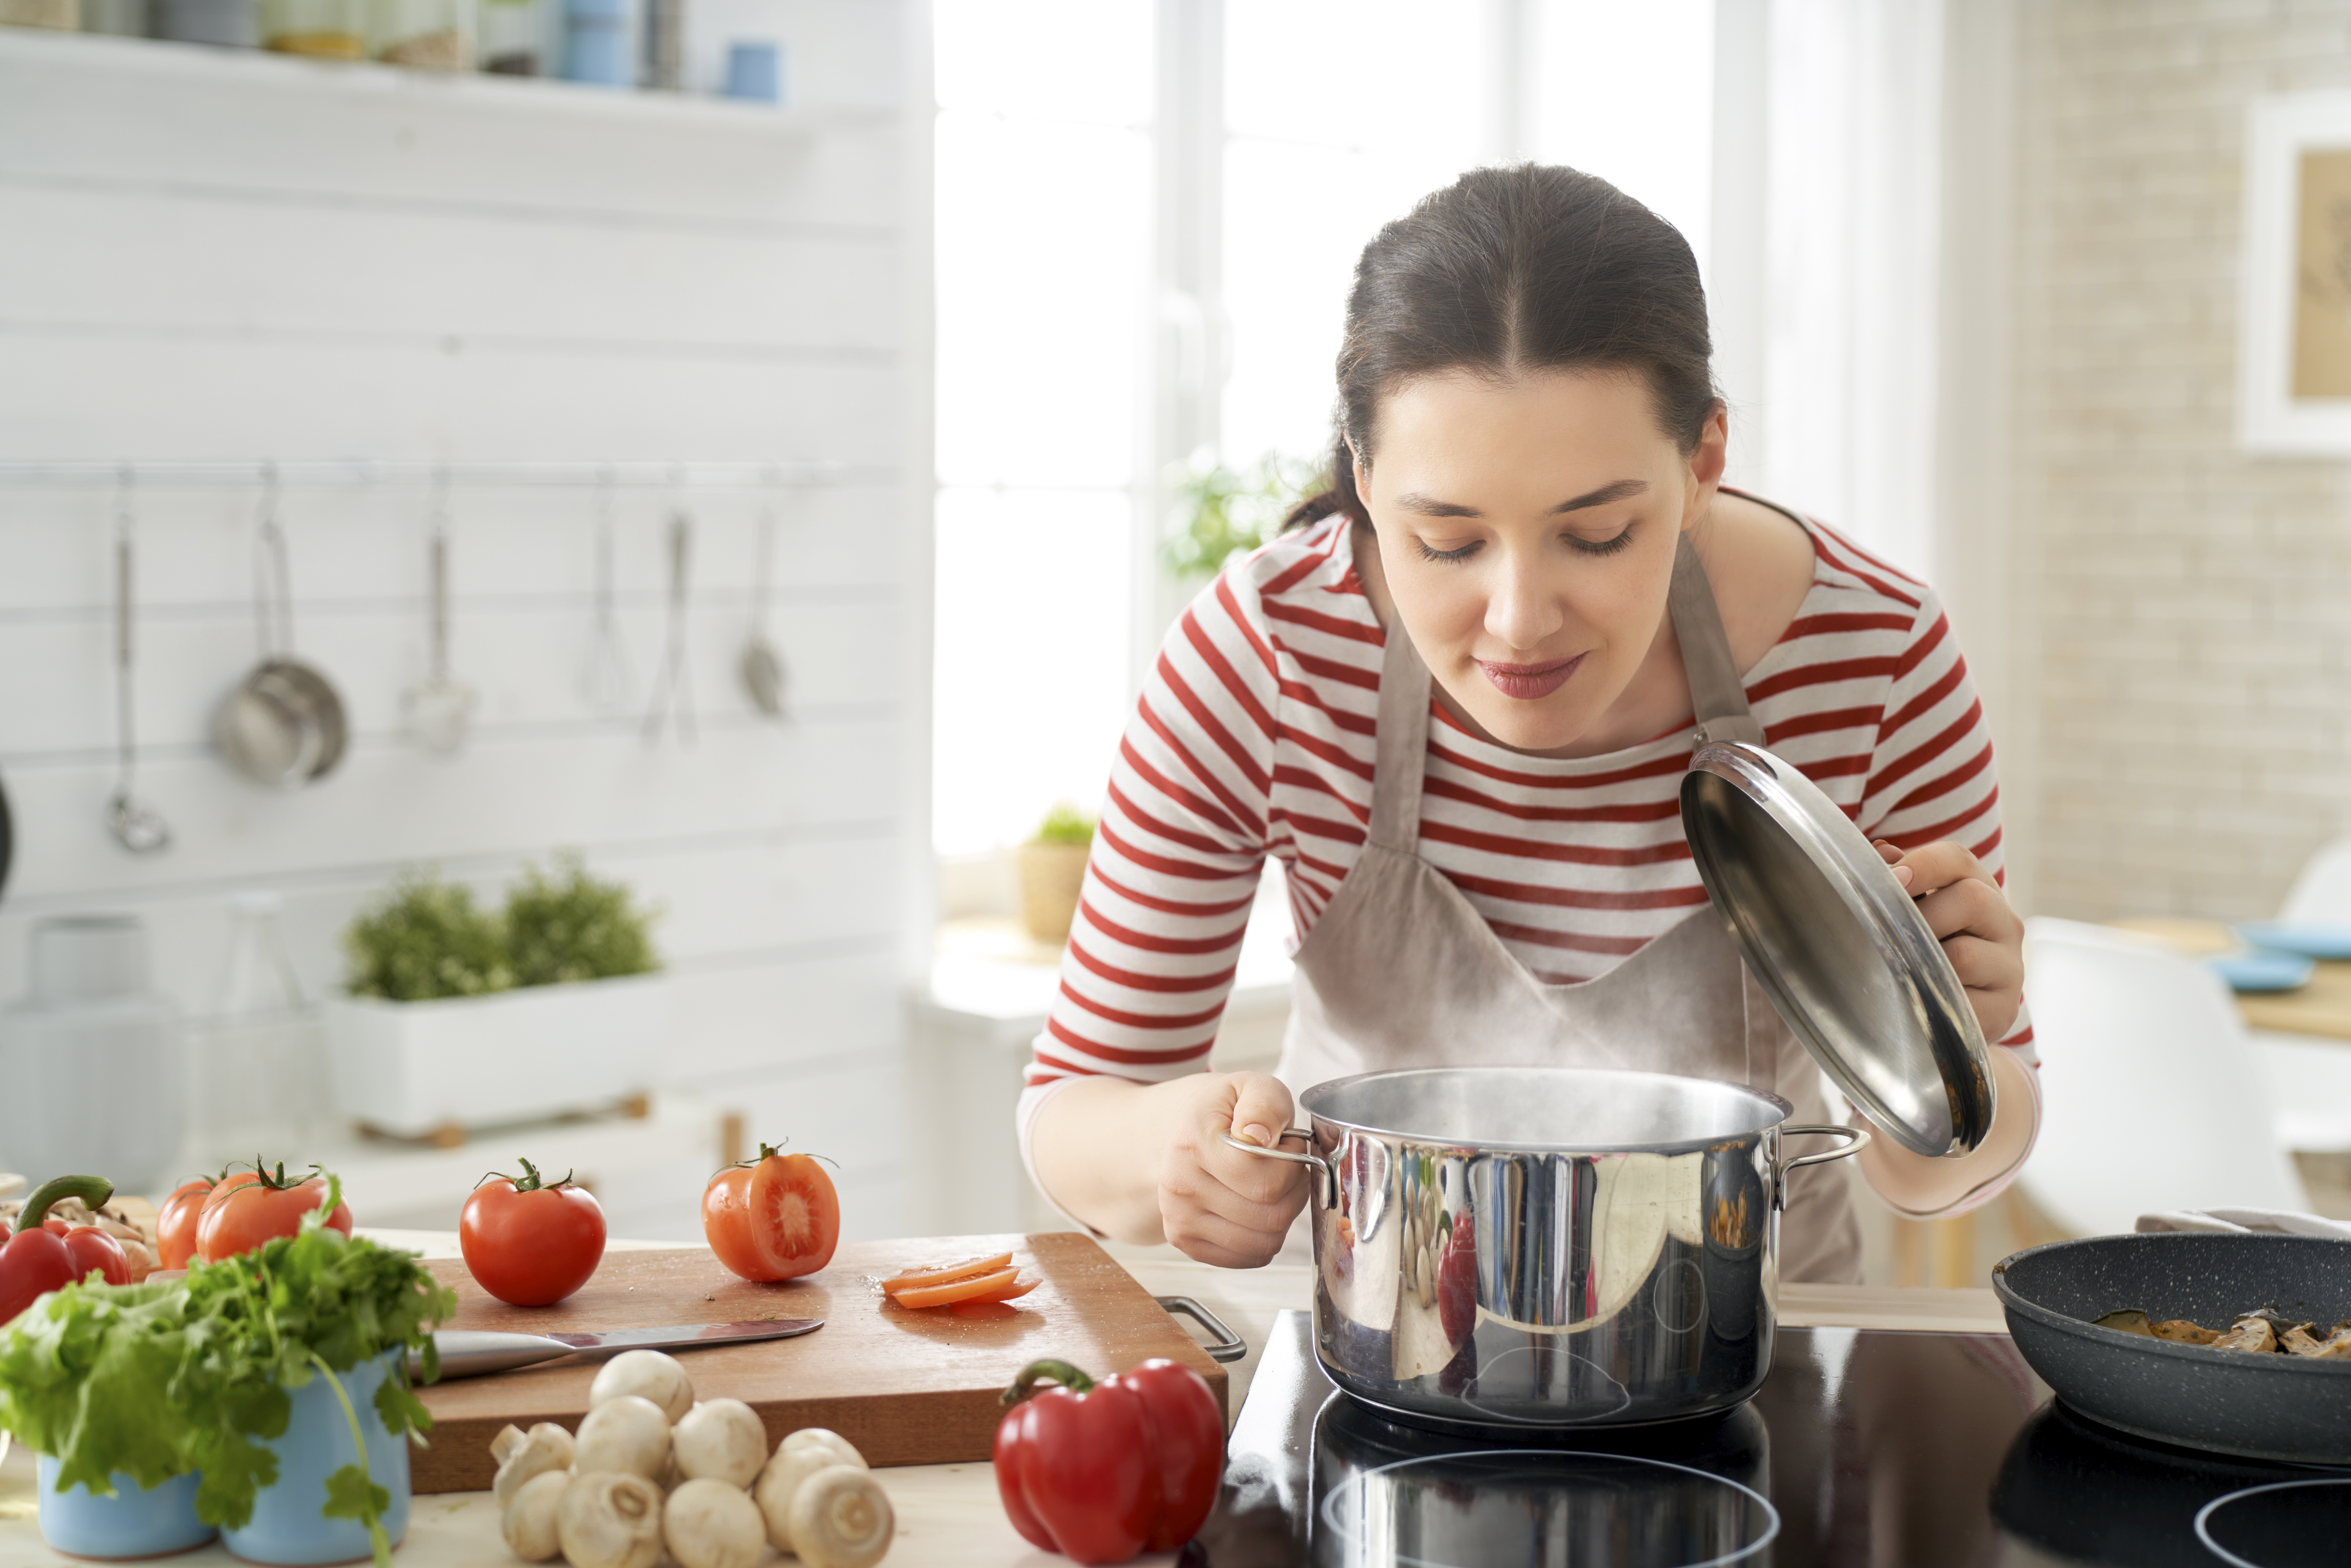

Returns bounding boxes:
[701,1142,840,1283]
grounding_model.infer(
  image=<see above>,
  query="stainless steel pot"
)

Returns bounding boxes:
[1228,1066,1867,1432]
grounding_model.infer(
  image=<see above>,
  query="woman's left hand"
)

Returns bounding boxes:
[1874,839,2024,1041]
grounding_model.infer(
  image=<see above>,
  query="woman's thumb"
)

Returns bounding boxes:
[1226,1072,1297,1150]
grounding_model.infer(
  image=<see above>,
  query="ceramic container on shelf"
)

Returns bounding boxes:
[259,0,362,56]
[370,0,471,68]
[560,0,628,84]
[0,915,183,1194]
[722,39,782,102]
[154,0,255,45]
[35,1460,215,1560]
[221,1352,410,1566]
[322,972,667,1139]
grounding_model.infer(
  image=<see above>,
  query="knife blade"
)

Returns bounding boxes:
[418,1318,825,1381]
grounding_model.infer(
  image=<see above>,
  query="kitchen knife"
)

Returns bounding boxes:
[418,1318,825,1381]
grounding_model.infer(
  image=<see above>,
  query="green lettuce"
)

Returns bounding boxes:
[0,1186,456,1568]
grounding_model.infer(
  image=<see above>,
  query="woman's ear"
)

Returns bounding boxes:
[1684,401,1729,528]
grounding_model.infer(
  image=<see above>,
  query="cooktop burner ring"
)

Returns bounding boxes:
[1317,1447,1781,1568]
[2194,1476,2351,1568]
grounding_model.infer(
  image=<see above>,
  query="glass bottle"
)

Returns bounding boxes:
[371,0,471,68]
[259,0,363,58]
[476,0,543,74]
[184,891,327,1153]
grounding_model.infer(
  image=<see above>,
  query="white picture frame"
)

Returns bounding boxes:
[2241,92,2351,453]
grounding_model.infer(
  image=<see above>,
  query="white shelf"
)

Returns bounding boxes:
[0,27,895,135]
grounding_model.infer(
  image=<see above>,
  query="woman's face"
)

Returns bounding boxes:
[1355,367,1726,753]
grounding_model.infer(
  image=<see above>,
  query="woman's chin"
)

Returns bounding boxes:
[1459,698,1595,755]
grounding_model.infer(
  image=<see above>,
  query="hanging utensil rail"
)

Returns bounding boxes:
[0,460,853,488]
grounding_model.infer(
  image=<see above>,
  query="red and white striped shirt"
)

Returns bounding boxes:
[1020,506,2035,1144]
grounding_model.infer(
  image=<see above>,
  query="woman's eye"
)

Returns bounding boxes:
[1415,538,1481,564]
[1566,526,1635,557]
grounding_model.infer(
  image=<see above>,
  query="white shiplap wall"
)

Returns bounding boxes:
[0,14,933,1239]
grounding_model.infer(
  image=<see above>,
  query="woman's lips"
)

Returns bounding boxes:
[1478,654,1584,701]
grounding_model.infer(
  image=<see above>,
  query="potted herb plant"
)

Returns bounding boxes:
[322,853,667,1139]
[1017,803,1094,946]
[0,1179,454,1567]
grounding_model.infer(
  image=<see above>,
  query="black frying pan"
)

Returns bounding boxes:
[0,765,12,899]
[1993,1233,2351,1464]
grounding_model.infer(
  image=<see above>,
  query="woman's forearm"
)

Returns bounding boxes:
[1029,1076,1179,1246]
[1852,1048,2040,1218]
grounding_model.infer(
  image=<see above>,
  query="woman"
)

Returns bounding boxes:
[1019,165,2037,1283]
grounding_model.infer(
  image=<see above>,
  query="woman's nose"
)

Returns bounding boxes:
[1484,556,1565,650]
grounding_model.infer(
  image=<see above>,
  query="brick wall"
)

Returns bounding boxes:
[2017,0,2351,921]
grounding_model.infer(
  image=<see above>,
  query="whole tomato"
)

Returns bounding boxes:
[196,1162,352,1263]
[156,1175,216,1269]
[701,1142,839,1282]
[460,1158,607,1307]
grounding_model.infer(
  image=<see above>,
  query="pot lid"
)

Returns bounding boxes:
[1681,741,1996,1158]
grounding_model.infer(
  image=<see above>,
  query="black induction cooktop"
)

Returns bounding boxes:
[1185,1310,2351,1567]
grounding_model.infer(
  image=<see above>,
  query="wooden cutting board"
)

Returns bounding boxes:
[410,1232,1225,1493]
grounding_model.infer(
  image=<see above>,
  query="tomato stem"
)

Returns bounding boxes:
[235,1157,329,1193]
[13,1174,114,1235]
[719,1139,840,1174]
[475,1157,574,1194]
[1001,1358,1096,1406]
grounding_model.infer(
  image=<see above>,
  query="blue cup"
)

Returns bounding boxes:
[724,41,785,103]
[219,1351,411,1566]
[36,1459,214,1560]
[563,0,632,86]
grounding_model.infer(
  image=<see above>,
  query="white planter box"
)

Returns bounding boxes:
[322,974,671,1139]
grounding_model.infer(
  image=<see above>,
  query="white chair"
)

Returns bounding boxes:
[2278,836,2351,923]
[2242,838,2351,1152]
[2018,918,2310,1238]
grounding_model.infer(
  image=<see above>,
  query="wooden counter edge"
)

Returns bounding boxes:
[1779,1283,2005,1335]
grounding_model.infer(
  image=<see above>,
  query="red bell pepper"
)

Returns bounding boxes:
[992,1356,1225,1565]
[0,1174,128,1327]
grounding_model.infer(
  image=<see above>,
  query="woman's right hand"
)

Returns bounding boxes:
[1154,1070,1310,1268]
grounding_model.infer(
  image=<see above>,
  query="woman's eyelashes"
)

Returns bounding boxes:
[1410,523,1637,564]
[1567,523,1636,557]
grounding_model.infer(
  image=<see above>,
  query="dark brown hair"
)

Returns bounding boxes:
[1287,163,1717,530]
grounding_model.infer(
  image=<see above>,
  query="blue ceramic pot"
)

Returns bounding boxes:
[35,1457,214,1560]
[220,1351,411,1566]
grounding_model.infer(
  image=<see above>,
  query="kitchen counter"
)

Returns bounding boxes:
[0,1240,2004,1567]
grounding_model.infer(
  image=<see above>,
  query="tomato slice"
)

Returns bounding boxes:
[877,1252,1015,1296]
[887,1265,1024,1310]
[963,1272,1040,1305]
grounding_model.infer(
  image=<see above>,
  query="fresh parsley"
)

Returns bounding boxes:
[0,1181,455,1568]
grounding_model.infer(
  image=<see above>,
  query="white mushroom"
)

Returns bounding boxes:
[588,1350,695,1424]
[493,1422,578,1507]
[556,1471,666,1568]
[787,1465,894,1568]
[755,1431,868,1553]
[501,1469,570,1562]
[490,1424,529,1467]
[662,1478,767,1568]
[573,1395,672,1482]
[672,1399,768,1490]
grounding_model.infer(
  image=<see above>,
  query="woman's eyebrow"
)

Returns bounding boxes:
[1392,478,1651,519]
[1552,479,1649,513]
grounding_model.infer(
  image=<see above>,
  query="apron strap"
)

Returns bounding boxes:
[1668,534,1766,746]
[1368,616,1432,853]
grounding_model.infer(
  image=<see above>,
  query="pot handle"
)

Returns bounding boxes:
[1218,1128,1333,1206]
[1776,1123,1871,1207]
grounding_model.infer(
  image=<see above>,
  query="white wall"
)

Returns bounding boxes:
[0,13,932,1239]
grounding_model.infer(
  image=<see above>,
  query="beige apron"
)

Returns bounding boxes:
[1271,534,1864,1284]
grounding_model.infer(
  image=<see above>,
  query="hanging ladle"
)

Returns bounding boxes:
[582,468,633,715]
[105,469,171,854]
[403,472,476,753]
[739,497,788,719]
[641,507,697,747]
